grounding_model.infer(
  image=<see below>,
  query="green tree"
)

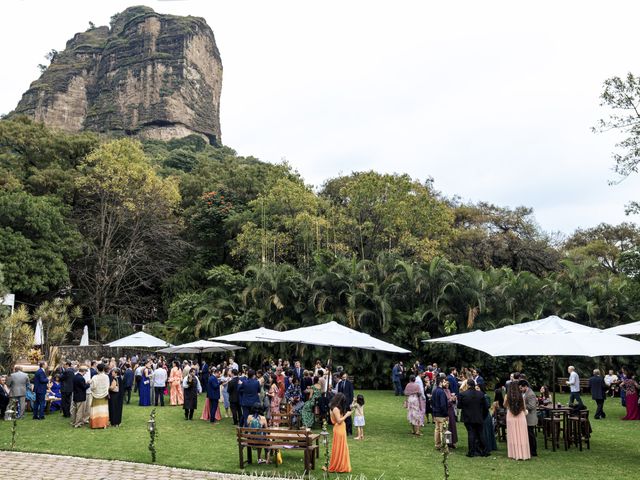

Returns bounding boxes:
[447,202,560,276]
[321,172,454,262]
[0,190,81,296]
[564,222,640,273]
[0,305,33,366]
[74,139,185,323]
[33,297,82,357]
[595,73,640,179]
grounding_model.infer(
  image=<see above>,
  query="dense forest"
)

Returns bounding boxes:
[2,100,640,386]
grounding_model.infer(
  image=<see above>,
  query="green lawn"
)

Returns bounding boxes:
[1,390,639,479]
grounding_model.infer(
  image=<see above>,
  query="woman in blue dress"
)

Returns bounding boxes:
[138,362,152,406]
[49,374,62,412]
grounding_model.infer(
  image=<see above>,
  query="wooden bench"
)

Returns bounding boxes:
[236,427,320,472]
[269,413,301,429]
[557,377,591,393]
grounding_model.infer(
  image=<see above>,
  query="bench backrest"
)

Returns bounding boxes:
[237,427,313,448]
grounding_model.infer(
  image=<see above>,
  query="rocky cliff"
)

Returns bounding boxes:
[13,6,222,145]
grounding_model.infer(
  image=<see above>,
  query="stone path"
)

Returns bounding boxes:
[2,450,289,480]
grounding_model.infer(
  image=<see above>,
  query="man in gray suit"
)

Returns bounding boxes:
[8,366,30,419]
[518,379,538,457]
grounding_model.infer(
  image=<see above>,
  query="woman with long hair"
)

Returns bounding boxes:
[621,368,640,420]
[267,373,281,426]
[325,392,351,473]
[138,361,152,407]
[442,379,458,447]
[108,367,124,427]
[169,361,184,406]
[503,382,530,460]
[302,375,322,428]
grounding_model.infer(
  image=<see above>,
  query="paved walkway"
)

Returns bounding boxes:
[2,450,285,480]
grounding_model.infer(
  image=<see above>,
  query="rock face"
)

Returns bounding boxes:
[13,6,222,145]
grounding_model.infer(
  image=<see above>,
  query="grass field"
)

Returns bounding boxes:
[1,390,639,479]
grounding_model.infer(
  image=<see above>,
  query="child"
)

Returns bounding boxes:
[351,394,366,440]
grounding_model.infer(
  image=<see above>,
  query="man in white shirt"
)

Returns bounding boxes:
[228,357,239,372]
[134,364,144,393]
[152,365,167,406]
[566,366,582,405]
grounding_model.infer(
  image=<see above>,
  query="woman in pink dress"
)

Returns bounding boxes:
[503,382,530,460]
[168,361,184,406]
[621,369,640,420]
[267,373,281,426]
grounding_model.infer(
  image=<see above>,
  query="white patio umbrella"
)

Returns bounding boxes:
[425,315,640,402]
[80,325,90,346]
[211,327,282,343]
[604,320,640,336]
[257,321,411,354]
[425,316,640,356]
[157,339,244,354]
[34,318,44,346]
[105,331,172,348]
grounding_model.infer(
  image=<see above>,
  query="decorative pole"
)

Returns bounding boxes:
[441,420,452,480]
[6,399,18,450]
[320,419,330,478]
[147,408,157,463]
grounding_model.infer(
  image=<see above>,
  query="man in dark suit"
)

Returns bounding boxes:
[207,368,221,423]
[123,363,134,404]
[337,372,355,435]
[71,366,89,428]
[293,361,304,383]
[589,369,607,419]
[458,379,489,457]
[238,369,260,427]
[33,361,49,420]
[472,368,485,387]
[227,369,240,425]
[59,361,74,417]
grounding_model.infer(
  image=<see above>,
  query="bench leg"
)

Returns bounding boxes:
[239,445,244,469]
[247,446,252,465]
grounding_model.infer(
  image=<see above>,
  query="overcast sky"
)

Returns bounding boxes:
[1,0,639,235]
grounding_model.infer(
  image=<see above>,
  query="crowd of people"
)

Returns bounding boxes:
[0,354,361,473]
[2,354,639,473]
[394,360,640,461]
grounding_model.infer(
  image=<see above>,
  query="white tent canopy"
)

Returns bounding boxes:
[425,316,640,357]
[426,315,640,403]
[604,320,640,336]
[105,331,171,348]
[80,325,89,346]
[257,321,411,354]
[158,339,243,354]
[211,327,282,343]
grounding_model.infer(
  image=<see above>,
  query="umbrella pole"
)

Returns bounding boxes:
[552,356,556,405]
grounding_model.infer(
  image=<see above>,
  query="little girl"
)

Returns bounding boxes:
[351,394,366,440]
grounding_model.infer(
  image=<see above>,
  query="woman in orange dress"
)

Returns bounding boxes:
[326,392,352,473]
[169,361,184,406]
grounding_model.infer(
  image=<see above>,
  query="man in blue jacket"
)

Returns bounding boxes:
[207,368,221,423]
[447,367,459,395]
[33,361,49,420]
[431,376,449,449]
[123,364,134,404]
[392,362,403,396]
[237,369,260,426]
